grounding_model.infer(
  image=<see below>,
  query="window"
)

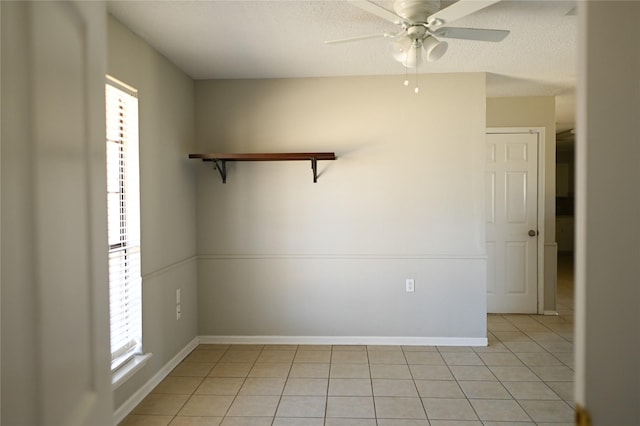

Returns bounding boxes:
[106,76,142,374]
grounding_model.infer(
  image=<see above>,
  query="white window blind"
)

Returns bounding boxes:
[106,77,142,372]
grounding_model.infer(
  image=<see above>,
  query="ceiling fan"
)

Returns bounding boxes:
[326,0,510,68]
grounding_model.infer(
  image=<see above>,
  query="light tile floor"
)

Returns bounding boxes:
[120,256,575,426]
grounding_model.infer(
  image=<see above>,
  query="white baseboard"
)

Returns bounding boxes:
[112,337,199,425]
[544,310,559,316]
[199,335,488,347]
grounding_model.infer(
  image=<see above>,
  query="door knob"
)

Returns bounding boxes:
[528,229,537,237]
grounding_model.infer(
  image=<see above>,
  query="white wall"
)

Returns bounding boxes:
[486,96,557,312]
[195,74,488,342]
[2,2,113,423]
[575,2,640,423]
[107,16,198,409]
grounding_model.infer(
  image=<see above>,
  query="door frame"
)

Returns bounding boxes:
[486,127,546,314]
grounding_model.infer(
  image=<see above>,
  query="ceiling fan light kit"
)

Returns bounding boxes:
[326,0,509,90]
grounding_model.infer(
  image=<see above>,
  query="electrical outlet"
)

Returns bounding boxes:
[406,278,415,293]
[176,304,181,320]
[176,288,181,304]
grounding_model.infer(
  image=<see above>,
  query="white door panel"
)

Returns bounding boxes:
[486,132,538,313]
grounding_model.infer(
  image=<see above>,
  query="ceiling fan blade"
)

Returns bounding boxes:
[348,0,405,25]
[433,27,509,42]
[427,0,502,26]
[324,31,404,45]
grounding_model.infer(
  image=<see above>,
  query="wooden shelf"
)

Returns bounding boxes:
[188,152,337,183]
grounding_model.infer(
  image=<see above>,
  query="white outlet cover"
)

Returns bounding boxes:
[406,279,415,292]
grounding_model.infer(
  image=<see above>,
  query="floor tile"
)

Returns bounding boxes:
[171,363,215,378]
[481,422,534,426]
[177,395,234,417]
[220,417,272,426]
[220,350,261,363]
[132,394,190,416]
[289,363,330,378]
[195,378,244,395]
[294,350,332,363]
[297,345,332,351]
[367,345,403,351]
[283,378,328,396]
[153,376,204,394]
[276,395,326,417]
[538,341,574,354]
[404,351,445,365]
[409,365,454,380]
[422,397,478,420]
[437,346,474,353]
[458,381,511,399]
[529,365,574,381]
[546,381,574,401]
[477,352,524,366]
[502,381,560,400]
[503,341,546,352]
[449,366,496,381]
[169,417,223,426]
[515,352,563,367]
[238,378,286,395]
[519,400,575,422]
[414,380,465,398]
[256,350,295,363]
[263,344,298,351]
[197,344,230,351]
[372,379,418,397]
[374,397,426,419]
[441,352,483,366]
[248,363,291,378]
[370,364,412,379]
[229,344,264,351]
[329,378,373,396]
[401,345,438,352]
[225,395,280,417]
[332,351,369,364]
[367,351,407,364]
[330,363,371,379]
[333,345,367,351]
[326,396,375,418]
[492,331,531,343]
[488,366,540,382]
[469,399,531,422]
[272,418,324,426]
[185,350,225,364]
[324,419,377,426]
[119,415,174,426]
[208,363,253,378]
[376,420,429,426]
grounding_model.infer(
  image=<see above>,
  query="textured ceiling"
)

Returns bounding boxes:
[108,0,577,127]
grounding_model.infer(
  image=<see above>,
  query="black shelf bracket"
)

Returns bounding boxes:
[212,159,227,184]
[311,158,318,183]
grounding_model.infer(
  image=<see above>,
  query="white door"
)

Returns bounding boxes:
[2,1,112,425]
[486,132,539,313]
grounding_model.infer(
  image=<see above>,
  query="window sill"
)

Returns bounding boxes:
[112,353,153,390]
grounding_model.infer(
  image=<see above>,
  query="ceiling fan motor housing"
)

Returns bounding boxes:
[393,0,441,22]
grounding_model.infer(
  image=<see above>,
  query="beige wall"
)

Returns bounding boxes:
[575,2,640,423]
[108,16,198,409]
[194,73,489,340]
[486,96,557,312]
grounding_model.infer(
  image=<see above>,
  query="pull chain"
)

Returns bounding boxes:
[414,46,420,94]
